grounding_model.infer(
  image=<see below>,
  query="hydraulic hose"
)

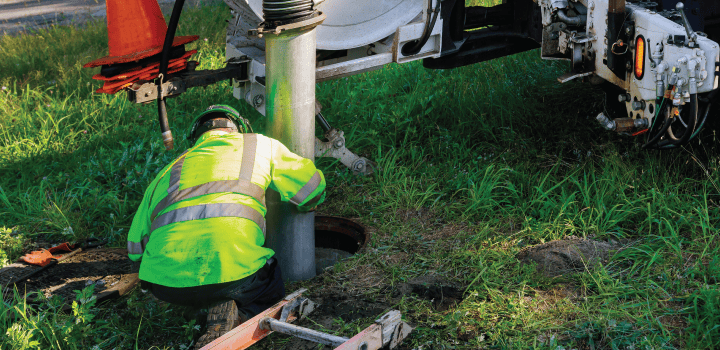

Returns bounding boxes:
[688,102,711,140]
[157,0,187,150]
[664,93,698,146]
[557,9,586,26]
[263,0,314,24]
[401,0,441,56]
[642,104,673,148]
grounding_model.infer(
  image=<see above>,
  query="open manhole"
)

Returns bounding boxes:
[0,248,138,307]
[315,216,368,274]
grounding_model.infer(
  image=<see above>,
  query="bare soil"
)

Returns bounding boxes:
[2,248,138,304]
[260,273,464,350]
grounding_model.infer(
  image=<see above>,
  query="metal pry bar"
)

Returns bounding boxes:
[198,288,314,350]
[198,288,412,350]
[261,310,413,350]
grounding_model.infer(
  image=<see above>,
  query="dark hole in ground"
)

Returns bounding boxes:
[314,216,368,275]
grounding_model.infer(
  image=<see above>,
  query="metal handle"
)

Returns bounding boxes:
[676,2,697,43]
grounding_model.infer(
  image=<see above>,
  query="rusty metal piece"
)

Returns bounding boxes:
[614,117,637,132]
[608,0,625,14]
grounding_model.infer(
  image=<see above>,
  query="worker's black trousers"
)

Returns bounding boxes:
[144,258,285,319]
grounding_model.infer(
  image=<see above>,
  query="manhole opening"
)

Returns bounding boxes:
[314,216,368,274]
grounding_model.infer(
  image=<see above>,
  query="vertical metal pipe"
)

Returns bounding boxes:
[264,25,320,281]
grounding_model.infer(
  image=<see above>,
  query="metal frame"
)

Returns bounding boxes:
[198,289,412,350]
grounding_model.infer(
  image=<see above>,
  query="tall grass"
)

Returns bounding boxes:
[1,0,719,349]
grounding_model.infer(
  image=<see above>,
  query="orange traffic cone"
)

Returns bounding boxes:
[83,0,198,68]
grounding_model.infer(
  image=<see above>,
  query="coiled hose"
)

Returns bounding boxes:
[263,0,315,23]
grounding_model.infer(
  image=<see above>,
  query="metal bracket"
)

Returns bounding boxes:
[128,59,250,104]
[250,12,327,38]
[315,129,375,176]
[279,295,315,322]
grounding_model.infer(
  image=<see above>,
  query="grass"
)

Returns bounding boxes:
[2,0,720,349]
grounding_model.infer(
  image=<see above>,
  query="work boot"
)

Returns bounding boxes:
[193,300,239,349]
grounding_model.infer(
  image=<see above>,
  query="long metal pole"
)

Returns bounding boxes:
[261,318,349,347]
[263,24,321,281]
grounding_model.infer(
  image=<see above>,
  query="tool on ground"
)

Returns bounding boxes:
[199,289,412,350]
[20,242,77,267]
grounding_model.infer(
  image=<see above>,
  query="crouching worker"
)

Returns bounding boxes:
[127,105,326,348]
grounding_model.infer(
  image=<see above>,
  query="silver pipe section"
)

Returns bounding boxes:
[263,19,323,281]
[261,318,349,346]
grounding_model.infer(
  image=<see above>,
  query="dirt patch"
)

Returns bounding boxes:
[516,237,628,277]
[256,271,463,349]
[2,248,138,304]
[394,274,464,312]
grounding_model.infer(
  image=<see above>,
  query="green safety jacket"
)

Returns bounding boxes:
[127,130,326,288]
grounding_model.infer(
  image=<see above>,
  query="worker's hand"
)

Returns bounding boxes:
[307,206,318,212]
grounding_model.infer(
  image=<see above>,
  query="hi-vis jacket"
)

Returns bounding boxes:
[127,130,326,288]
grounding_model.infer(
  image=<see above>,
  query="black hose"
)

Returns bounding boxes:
[657,101,712,149]
[401,0,441,56]
[263,0,314,24]
[662,93,699,146]
[157,0,186,150]
[315,112,331,133]
[557,9,586,26]
[642,104,674,148]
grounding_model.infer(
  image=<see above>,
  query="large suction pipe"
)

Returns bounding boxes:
[262,3,325,282]
[606,0,626,80]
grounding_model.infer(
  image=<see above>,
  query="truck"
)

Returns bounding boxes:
[219,0,719,151]
[118,0,719,166]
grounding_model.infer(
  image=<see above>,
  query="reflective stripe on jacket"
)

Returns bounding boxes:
[127,131,326,288]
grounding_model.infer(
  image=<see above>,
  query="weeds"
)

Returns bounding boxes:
[1,0,720,349]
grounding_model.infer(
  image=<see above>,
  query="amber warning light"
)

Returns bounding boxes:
[635,35,645,80]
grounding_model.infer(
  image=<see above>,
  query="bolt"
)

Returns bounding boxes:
[618,94,631,102]
[625,25,633,36]
[626,61,633,71]
[631,100,646,111]
[252,94,264,108]
[334,140,344,148]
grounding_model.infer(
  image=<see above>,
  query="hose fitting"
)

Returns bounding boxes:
[263,0,320,25]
